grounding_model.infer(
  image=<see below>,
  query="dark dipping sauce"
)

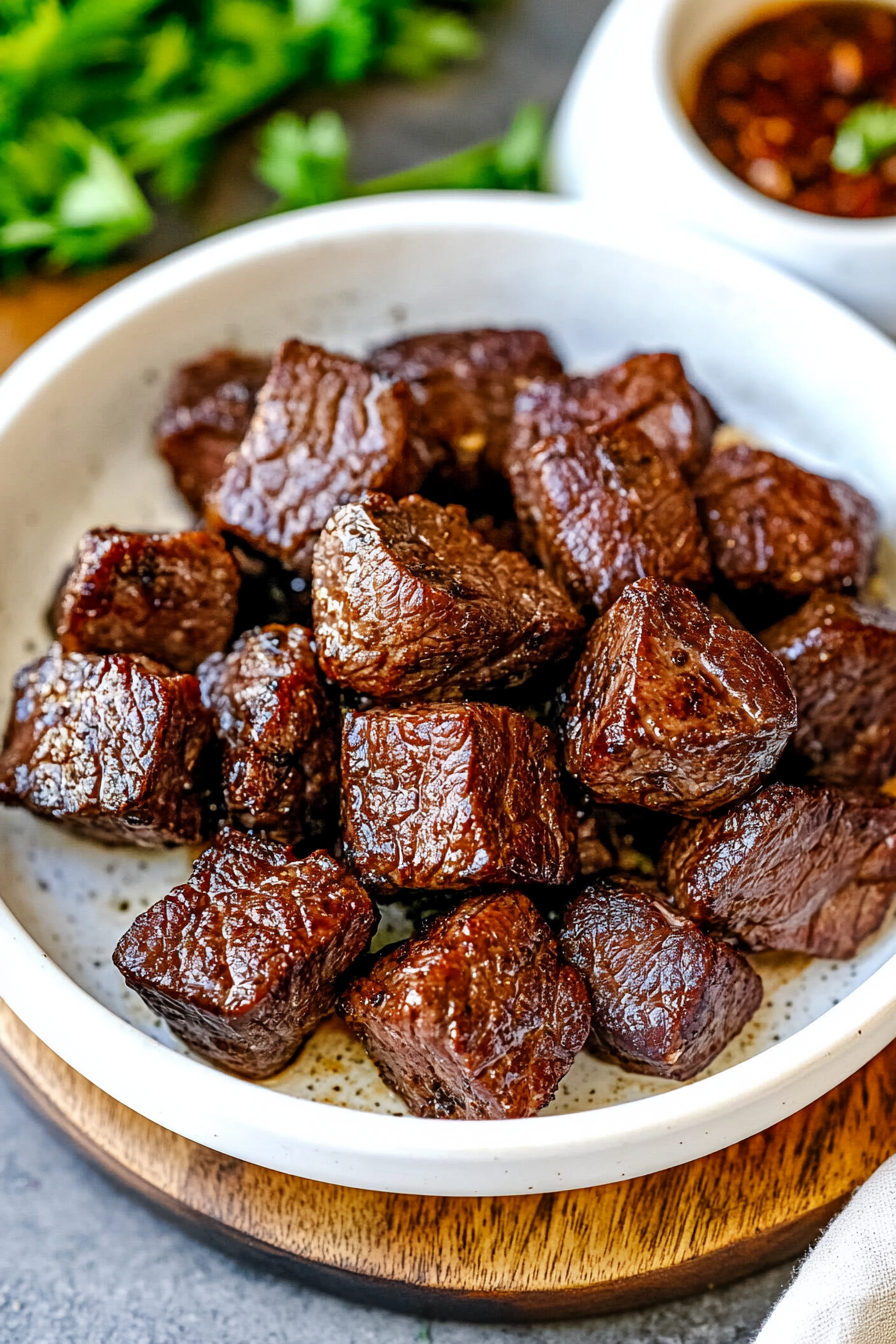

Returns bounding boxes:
[691,3,896,217]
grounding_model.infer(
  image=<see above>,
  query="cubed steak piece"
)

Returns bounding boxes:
[156,348,270,511]
[693,443,878,604]
[560,877,762,1080]
[341,703,578,891]
[312,492,584,701]
[0,646,212,845]
[114,830,376,1078]
[510,352,717,481]
[760,592,896,787]
[660,783,896,959]
[370,327,562,485]
[340,890,591,1118]
[562,578,797,815]
[198,624,338,843]
[508,423,711,613]
[54,528,241,674]
[207,339,424,579]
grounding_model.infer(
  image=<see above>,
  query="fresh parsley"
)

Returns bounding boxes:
[255,102,547,210]
[1,0,534,276]
[831,101,896,175]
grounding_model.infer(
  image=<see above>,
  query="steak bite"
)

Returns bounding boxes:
[341,703,578,892]
[114,830,376,1078]
[562,578,797,816]
[54,528,241,674]
[560,877,762,1081]
[693,442,878,603]
[207,339,424,580]
[156,348,270,511]
[660,783,896,959]
[198,624,338,843]
[510,352,717,481]
[312,492,584,701]
[370,327,562,485]
[0,646,213,845]
[340,890,591,1118]
[508,424,711,613]
[760,592,896,787]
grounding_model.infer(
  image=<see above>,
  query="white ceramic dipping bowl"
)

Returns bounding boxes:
[552,0,896,335]
[2,192,896,1196]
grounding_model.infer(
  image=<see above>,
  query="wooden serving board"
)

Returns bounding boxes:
[2,996,895,1321]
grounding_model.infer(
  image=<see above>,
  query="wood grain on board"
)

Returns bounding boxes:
[1,997,893,1320]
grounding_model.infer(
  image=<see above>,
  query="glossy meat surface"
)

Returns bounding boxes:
[0,646,212,845]
[660,783,896,958]
[312,491,584,700]
[370,327,562,484]
[341,703,578,891]
[560,877,762,1080]
[198,624,338,843]
[207,339,423,579]
[114,830,376,1078]
[510,352,717,480]
[340,890,590,1118]
[156,348,270,511]
[760,592,896,786]
[509,424,711,613]
[562,578,797,815]
[55,529,240,674]
[693,443,878,600]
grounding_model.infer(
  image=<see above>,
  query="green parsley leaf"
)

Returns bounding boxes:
[254,101,547,211]
[831,101,896,175]
[256,108,348,207]
[0,114,151,268]
[353,102,547,195]
[0,0,520,274]
[382,8,481,81]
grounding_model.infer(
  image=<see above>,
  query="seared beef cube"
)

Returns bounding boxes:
[198,624,337,843]
[312,492,584,701]
[760,592,896,787]
[559,877,762,1081]
[207,339,424,580]
[693,443,878,603]
[562,578,797,815]
[341,703,577,891]
[0,646,212,845]
[660,783,896,959]
[156,349,270,511]
[508,424,711,613]
[340,890,590,1118]
[55,529,240,674]
[114,830,376,1078]
[511,352,717,481]
[370,327,562,486]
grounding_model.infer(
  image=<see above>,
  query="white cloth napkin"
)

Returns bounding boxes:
[754,1153,896,1343]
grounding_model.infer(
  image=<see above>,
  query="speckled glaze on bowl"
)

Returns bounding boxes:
[2,192,896,1195]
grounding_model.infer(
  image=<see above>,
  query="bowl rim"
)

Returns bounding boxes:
[651,0,896,239]
[3,190,896,1194]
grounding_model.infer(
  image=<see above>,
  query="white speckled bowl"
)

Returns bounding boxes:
[551,0,896,336]
[2,192,896,1195]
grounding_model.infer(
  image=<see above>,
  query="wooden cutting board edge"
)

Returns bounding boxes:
[1,997,889,1322]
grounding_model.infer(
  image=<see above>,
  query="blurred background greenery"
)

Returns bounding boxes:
[0,0,585,278]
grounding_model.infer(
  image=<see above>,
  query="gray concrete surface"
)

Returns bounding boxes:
[1,2,801,1338]
[0,1070,793,1343]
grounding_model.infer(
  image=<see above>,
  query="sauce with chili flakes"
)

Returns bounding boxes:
[691,3,896,217]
